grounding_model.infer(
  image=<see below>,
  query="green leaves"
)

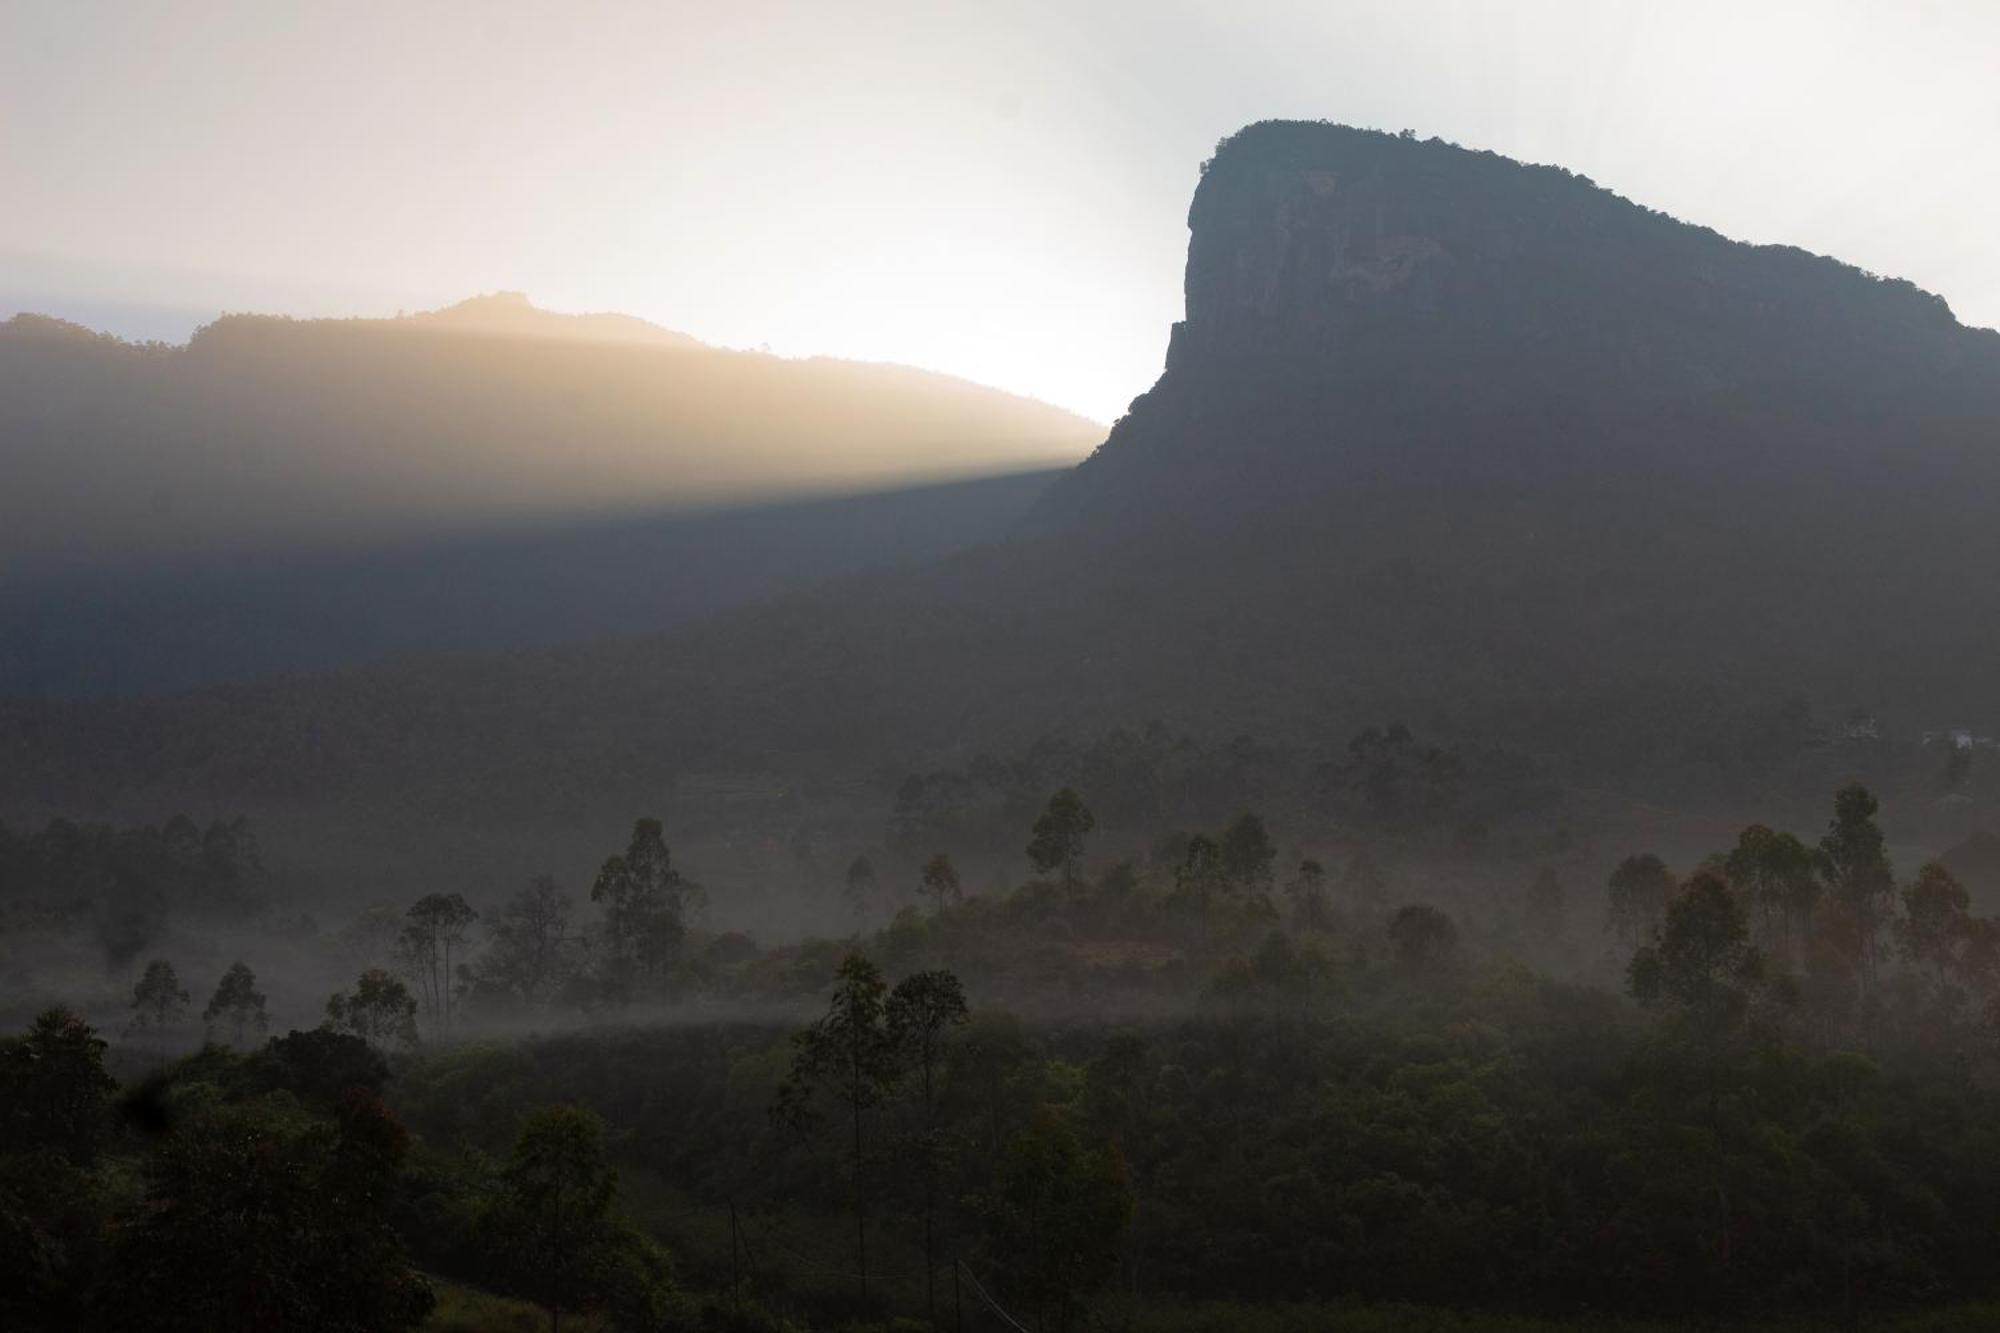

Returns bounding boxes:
[101,1095,435,1333]
[1626,871,1761,1017]
[479,1104,672,1327]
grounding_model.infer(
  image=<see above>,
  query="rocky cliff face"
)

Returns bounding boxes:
[1043,121,2000,534]
[1175,122,1976,381]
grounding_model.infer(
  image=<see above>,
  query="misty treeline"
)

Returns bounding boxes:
[9,774,2000,1329]
[0,814,265,970]
[10,715,1973,1045]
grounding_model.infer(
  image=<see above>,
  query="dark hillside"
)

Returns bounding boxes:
[6,124,2000,893]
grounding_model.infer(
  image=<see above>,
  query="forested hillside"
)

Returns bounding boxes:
[12,783,2000,1330]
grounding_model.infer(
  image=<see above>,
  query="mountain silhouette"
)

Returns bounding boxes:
[0,294,1099,576]
[0,294,1094,693]
[6,122,2000,894]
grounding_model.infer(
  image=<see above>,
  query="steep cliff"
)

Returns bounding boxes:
[1041,121,2000,532]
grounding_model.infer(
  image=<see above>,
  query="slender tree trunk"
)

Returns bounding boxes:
[730,1197,742,1313]
[852,1047,868,1301]
[551,1174,564,1333]
[855,1100,868,1301]
[923,1050,937,1327]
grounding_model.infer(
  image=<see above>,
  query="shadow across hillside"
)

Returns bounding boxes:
[0,468,1063,697]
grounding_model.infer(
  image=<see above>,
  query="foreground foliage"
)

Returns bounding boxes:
[9,782,2000,1328]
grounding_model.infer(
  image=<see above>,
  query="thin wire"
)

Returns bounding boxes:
[956,1259,1034,1333]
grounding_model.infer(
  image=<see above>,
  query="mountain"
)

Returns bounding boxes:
[0,293,1096,693]
[1041,121,2000,532]
[398,290,704,349]
[0,469,1063,696]
[0,294,1100,576]
[7,122,2000,900]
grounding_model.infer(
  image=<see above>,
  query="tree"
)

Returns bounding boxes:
[202,962,268,1046]
[1628,870,1770,1125]
[920,852,962,915]
[1388,903,1459,972]
[945,1011,1036,1174]
[1608,854,1675,948]
[981,1110,1133,1333]
[0,1009,116,1330]
[129,958,191,1036]
[591,818,703,1000]
[1027,789,1096,888]
[401,892,477,1033]
[844,854,880,919]
[1174,835,1225,901]
[335,901,407,971]
[1323,722,1464,827]
[479,1105,660,1333]
[1218,812,1276,896]
[1629,872,1763,1015]
[1287,858,1331,930]
[1724,825,1819,965]
[1820,783,1895,988]
[103,1095,435,1332]
[0,1008,116,1165]
[325,968,421,1049]
[887,969,970,1326]
[1209,930,1331,1015]
[253,1028,390,1109]
[1898,862,1975,994]
[774,954,899,1301]
[473,876,582,1010]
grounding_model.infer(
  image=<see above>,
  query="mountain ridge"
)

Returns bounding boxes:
[5,122,2000,896]
[1038,121,2000,535]
[0,293,1101,576]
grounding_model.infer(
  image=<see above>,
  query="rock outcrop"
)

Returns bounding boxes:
[1044,121,2000,532]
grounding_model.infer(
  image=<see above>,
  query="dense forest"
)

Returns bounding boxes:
[9,775,2000,1330]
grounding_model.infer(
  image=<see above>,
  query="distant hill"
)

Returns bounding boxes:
[0,294,1101,576]
[0,469,1062,696]
[7,124,2000,899]
[398,290,704,349]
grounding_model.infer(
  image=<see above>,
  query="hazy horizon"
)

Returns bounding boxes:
[9,0,2000,421]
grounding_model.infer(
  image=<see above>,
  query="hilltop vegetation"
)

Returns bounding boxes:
[11,781,2000,1329]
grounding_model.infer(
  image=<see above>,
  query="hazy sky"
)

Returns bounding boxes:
[5,0,1999,422]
